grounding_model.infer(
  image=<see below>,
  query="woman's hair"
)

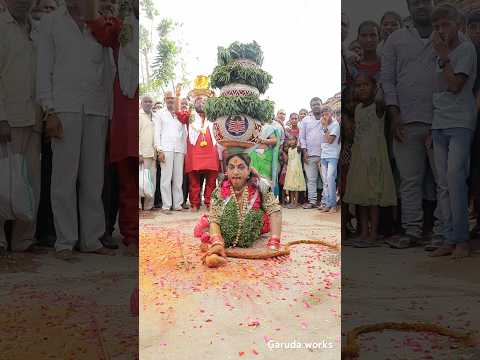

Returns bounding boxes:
[289,112,299,119]
[287,135,298,143]
[380,11,403,27]
[431,4,459,24]
[357,20,381,38]
[226,153,251,167]
[353,70,377,85]
[353,72,377,102]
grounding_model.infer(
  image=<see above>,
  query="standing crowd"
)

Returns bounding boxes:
[0,0,140,260]
[138,93,342,216]
[341,0,480,259]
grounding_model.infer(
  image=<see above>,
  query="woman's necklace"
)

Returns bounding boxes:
[230,185,249,248]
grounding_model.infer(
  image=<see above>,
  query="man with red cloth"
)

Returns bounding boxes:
[86,0,139,255]
[185,80,220,212]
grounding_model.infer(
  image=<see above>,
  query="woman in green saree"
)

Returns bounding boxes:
[249,123,281,196]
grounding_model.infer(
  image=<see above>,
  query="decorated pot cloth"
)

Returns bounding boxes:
[213,114,262,147]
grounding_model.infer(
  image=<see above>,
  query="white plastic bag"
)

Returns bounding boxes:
[0,145,35,222]
[139,166,145,199]
[139,164,155,200]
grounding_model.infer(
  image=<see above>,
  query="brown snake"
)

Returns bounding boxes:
[342,322,477,359]
[224,239,340,259]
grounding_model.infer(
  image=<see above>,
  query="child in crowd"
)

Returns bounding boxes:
[348,40,363,62]
[350,20,382,83]
[284,136,306,209]
[343,72,396,247]
[377,11,403,56]
[319,108,341,214]
[340,86,357,241]
[429,5,477,259]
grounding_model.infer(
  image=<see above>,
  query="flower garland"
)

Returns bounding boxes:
[230,184,249,247]
[217,180,263,248]
[189,113,209,147]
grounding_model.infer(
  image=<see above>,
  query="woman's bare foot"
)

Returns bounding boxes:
[125,244,139,257]
[430,244,455,257]
[202,243,226,267]
[205,254,227,268]
[451,242,471,259]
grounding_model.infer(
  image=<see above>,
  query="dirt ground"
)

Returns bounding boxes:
[342,241,480,360]
[0,242,138,359]
[139,207,341,360]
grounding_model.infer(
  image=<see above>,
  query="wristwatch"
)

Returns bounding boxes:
[438,57,450,69]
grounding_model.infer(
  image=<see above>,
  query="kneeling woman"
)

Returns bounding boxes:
[198,153,283,267]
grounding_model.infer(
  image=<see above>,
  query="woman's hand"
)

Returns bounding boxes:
[201,242,226,263]
[157,150,166,163]
[250,167,259,178]
[46,114,64,140]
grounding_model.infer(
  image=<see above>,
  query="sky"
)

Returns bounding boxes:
[144,0,340,114]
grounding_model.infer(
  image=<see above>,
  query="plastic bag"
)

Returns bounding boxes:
[139,166,145,198]
[0,145,35,222]
[139,164,155,200]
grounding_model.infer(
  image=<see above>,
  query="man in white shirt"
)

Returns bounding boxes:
[36,0,114,260]
[154,92,187,214]
[0,0,42,256]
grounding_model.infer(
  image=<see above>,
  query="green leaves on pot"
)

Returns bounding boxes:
[205,96,274,124]
[216,41,264,66]
[210,63,272,94]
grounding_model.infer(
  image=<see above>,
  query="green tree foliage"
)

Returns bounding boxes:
[151,19,179,92]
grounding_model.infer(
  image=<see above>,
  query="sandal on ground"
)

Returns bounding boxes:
[385,235,420,249]
[353,239,381,248]
[424,236,444,252]
[23,244,48,254]
[54,249,75,261]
